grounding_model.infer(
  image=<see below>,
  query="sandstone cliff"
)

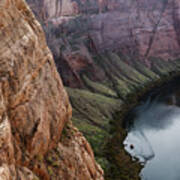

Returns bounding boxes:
[0,0,103,179]
[27,0,180,86]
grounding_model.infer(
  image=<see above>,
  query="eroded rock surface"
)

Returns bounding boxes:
[0,0,103,179]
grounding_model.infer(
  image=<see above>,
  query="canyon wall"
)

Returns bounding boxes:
[27,0,180,71]
[26,0,180,179]
[0,0,103,179]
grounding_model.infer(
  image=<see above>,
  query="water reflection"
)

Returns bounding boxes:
[124,97,180,180]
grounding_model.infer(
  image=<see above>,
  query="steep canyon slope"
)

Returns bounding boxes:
[26,0,180,179]
[0,0,103,179]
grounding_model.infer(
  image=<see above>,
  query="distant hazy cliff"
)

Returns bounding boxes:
[27,0,180,88]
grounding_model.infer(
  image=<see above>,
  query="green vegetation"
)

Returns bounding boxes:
[66,87,121,173]
[82,75,118,97]
[66,50,180,179]
[47,166,54,176]
[107,53,150,84]
[151,57,178,75]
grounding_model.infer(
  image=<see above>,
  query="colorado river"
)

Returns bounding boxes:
[123,95,180,180]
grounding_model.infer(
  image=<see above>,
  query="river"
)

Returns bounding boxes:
[123,92,180,180]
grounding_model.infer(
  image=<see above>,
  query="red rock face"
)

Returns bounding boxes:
[26,0,180,87]
[27,0,180,60]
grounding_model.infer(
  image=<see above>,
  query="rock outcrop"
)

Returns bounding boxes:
[0,0,103,179]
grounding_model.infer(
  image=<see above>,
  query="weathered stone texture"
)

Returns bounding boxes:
[0,0,103,179]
